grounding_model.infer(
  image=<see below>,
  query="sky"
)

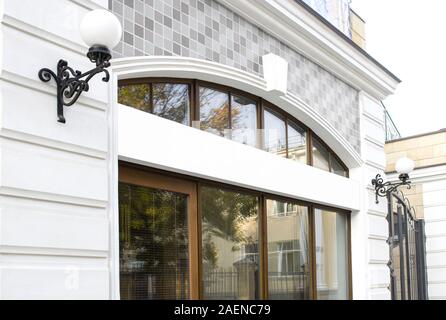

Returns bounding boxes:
[350,0,446,137]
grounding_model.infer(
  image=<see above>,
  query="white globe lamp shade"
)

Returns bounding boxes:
[80,9,122,49]
[395,157,415,175]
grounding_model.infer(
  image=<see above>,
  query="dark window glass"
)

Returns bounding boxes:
[201,186,260,300]
[312,138,330,172]
[315,209,349,300]
[231,95,258,147]
[287,121,307,164]
[267,199,310,300]
[331,156,347,177]
[199,87,230,137]
[152,83,190,125]
[118,84,151,112]
[264,109,286,157]
[119,183,189,300]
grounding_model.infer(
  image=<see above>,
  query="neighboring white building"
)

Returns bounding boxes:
[0,0,403,299]
[386,130,446,300]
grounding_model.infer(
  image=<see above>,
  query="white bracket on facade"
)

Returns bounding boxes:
[262,53,288,96]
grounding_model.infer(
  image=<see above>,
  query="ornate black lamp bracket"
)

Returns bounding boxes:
[371,173,411,204]
[38,46,111,123]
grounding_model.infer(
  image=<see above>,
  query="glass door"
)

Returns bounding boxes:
[119,165,199,299]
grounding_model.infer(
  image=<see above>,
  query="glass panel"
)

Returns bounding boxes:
[331,156,348,177]
[119,183,189,300]
[315,209,349,300]
[312,138,330,172]
[201,186,260,300]
[118,84,151,113]
[266,199,310,300]
[152,83,190,125]
[264,109,286,157]
[199,87,230,137]
[287,121,307,164]
[231,95,258,147]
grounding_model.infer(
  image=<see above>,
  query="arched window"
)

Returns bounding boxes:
[118,78,348,177]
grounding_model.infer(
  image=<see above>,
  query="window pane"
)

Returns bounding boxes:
[199,87,230,137]
[315,209,349,300]
[118,84,151,113]
[119,183,189,300]
[201,186,260,300]
[287,121,307,164]
[331,157,347,177]
[152,83,190,125]
[264,109,286,157]
[231,95,258,147]
[267,200,310,300]
[312,138,330,171]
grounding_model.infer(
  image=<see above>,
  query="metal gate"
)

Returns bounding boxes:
[387,191,428,300]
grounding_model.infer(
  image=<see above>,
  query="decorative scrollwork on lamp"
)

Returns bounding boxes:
[38,9,122,123]
[371,157,415,204]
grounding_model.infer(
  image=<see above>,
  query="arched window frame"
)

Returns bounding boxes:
[118,77,349,177]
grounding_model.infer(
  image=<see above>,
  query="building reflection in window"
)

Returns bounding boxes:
[287,121,307,164]
[201,186,260,300]
[231,94,258,147]
[264,108,287,157]
[266,199,310,299]
[315,208,349,300]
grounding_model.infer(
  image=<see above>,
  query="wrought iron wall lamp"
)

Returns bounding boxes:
[38,10,122,123]
[372,157,415,204]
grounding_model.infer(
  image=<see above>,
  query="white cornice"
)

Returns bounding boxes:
[69,0,106,10]
[111,56,363,168]
[217,0,400,99]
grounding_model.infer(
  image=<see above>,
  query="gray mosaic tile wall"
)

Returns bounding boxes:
[109,0,360,152]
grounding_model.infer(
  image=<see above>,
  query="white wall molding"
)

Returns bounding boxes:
[363,110,384,127]
[364,136,385,149]
[0,245,108,258]
[0,129,107,160]
[216,0,400,100]
[112,56,363,168]
[1,14,87,56]
[365,160,386,172]
[0,187,107,209]
[0,70,107,111]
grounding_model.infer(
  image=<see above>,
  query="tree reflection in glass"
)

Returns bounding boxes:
[231,95,258,147]
[119,183,189,300]
[201,186,260,300]
[118,84,151,113]
[152,83,190,125]
[199,87,230,137]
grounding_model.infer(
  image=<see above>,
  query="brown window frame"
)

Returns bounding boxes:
[118,161,352,300]
[118,78,349,176]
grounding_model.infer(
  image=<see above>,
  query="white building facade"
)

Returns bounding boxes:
[0,0,400,299]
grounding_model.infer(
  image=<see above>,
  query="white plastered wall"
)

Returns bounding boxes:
[0,0,111,299]
[350,91,391,300]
